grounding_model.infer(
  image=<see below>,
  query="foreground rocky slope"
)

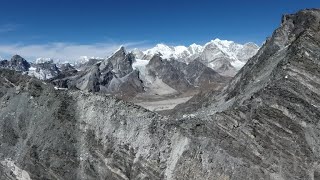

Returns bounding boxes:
[0,8,320,180]
[0,69,167,179]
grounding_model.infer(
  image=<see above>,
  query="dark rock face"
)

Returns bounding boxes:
[100,47,134,78]
[0,60,9,68]
[10,55,31,71]
[75,64,101,92]
[146,55,228,92]
[0,55,30,72]
[107,70,145,98]
[146,55,191,92]
[184,60,225,87]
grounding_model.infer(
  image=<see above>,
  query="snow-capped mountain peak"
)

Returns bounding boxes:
[205,39,243,60]
[35,57,54,64]
[211,38,235,48]
[173,45,188,54]
[132,48,145,59]
[143,43,176,59]
[188,43,203,54]
[132,39,260,77]
[78,56,104,64]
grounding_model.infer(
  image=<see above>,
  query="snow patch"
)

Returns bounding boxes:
[78,56,104,64]
[54,87,68,90]
[231,60,246,70]
[1,159,32,180]
[305,51,310,57]
[35,57,53,64]
[132,59,149,76]
[182,114,196,118]
[28,66,55,80]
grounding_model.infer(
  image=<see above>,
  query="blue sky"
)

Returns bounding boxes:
[0,0,319,60]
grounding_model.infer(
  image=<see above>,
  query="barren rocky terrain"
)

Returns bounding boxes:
[0,8,320,180]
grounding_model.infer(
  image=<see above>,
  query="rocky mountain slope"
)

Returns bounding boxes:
[0,69,166,179]
[145,55,227,92]
[169,8,320,179]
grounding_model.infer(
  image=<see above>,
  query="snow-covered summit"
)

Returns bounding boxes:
[143,44,176,60]
[35,57,54,64]
[188,43,204,54]
[137,39,259,63]
[131,48,145,59]
[78,56,104,64]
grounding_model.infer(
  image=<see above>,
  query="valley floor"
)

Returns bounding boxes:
[134,96,193,111]
[132,89,199,111]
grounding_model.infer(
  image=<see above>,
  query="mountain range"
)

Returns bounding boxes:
[0,8,319,180]
[133,39,259,76]
[0,39,258,101]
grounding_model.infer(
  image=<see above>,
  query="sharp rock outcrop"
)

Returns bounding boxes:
[52,46,144,98]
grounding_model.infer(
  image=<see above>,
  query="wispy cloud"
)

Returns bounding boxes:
[0,41,151,62]
[0,24,19,33]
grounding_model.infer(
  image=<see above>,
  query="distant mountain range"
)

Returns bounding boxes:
[132,39,259,76]
[1,38,259,77]
[0,39,260,99]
